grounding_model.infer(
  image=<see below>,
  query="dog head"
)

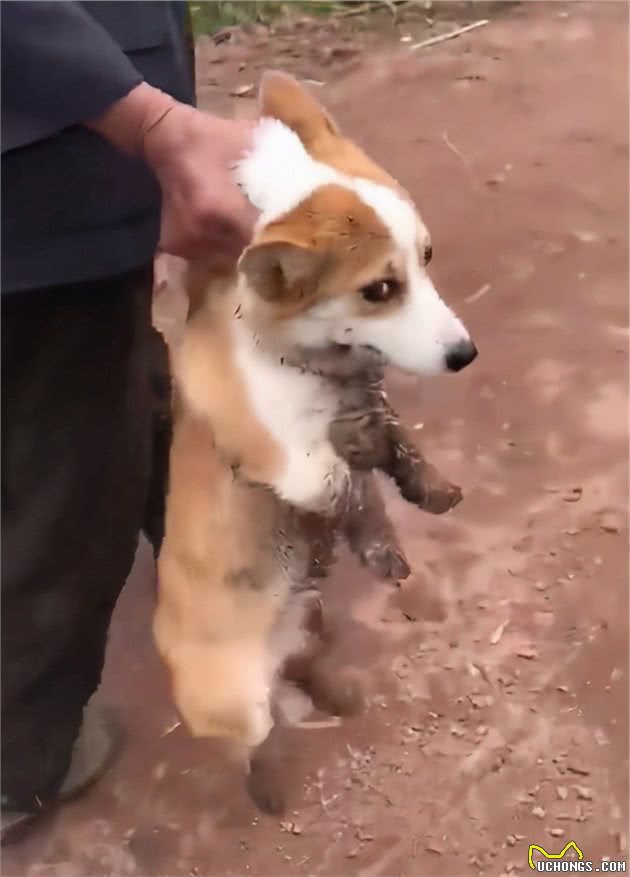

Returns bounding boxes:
[235,71,477,376]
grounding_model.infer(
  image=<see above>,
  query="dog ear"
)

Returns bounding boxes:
[258,71,340,149]
[239,236,328,304]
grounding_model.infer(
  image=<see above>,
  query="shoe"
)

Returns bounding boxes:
[1,695,118,845]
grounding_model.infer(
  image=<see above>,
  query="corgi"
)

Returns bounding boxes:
[176,72,475,514]
[154,71,476,811]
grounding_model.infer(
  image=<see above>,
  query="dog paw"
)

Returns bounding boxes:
[306,665,365,717]
[359,540,411,581]
[396,462,463,515]
[419,480,463,515]
[246,760,287,816]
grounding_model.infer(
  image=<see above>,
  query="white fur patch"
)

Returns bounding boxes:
[235,118,473,375]
[232,319,349,512]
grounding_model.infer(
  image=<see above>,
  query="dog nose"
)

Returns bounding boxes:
[445,339,478,372]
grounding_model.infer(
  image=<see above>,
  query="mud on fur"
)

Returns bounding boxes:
[155,71,473,816]
[309,363,462,582]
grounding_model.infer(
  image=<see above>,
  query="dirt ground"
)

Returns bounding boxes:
[4,2,628,875]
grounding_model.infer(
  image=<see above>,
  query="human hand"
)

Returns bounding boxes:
[86,84,258,267]
[143,102,258,264]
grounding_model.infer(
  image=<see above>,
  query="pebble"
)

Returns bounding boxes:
[426,844,445,855]
[532,806,546,819]
[487,173,507,187]
[557,785,569,800]
[567,762,590,776]
[469,694,494,709]
[280,821,302,835]
[599,511,620,533]
[229,83,255,97]
[575,785,593,800]
[153,762,167,782]
[549,827,565,838]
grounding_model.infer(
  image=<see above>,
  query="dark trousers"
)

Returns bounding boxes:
[1,267,171,811]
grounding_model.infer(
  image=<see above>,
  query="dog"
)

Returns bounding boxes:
[154,70,476,813]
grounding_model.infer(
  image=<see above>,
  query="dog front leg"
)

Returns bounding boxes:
[383,408,463,514]
[359,377,463,514]
[246,717,287,816]
[282,596,365,717]
[343,471,411,581]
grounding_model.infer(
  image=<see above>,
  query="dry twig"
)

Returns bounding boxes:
[465,283,492,304]
[442,130,477,189]
[410,19,489,51]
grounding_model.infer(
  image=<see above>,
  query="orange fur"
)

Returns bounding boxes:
[154,410,302,748]
[173,275,286,485]
[155,72,408,755]
[154,71,470,794]
[259,71,403,192]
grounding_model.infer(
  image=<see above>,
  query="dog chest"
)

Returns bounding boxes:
[234,333,338,450]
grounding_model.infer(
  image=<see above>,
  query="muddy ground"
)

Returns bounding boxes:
[4,2,628,875]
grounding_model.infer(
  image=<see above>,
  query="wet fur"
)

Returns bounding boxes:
[154,407,365,815]
[155,72,469,815]
[312,363,462,581]
[156,332,461,815]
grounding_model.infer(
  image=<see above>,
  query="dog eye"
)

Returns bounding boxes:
[360,278,401,303]
[424,244,432,265]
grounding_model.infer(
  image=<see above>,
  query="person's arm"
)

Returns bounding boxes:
[1,0,145,152]
[1,0,257,263]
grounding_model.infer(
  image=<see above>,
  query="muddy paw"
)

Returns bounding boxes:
[359,541,411,581]
[305,665,365,718]
[396,461,463,515]
[246,760,287,816]
[420,480,463,515]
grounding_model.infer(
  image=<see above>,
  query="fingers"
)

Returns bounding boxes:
[152,109,259,265]
[158,190,257,265]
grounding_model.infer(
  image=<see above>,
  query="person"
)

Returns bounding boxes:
[1,0,256,837]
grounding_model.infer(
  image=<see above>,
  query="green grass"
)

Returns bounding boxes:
[188,1,346,34]
[188,0,520,35]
